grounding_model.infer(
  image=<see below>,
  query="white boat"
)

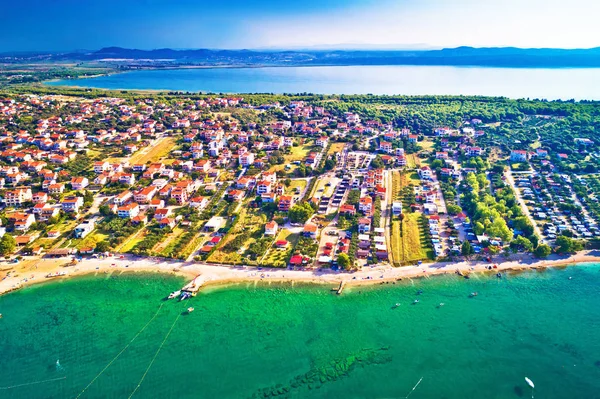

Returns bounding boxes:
[525,377,534,388]
[168,290,181,299]
[187,307,195,313]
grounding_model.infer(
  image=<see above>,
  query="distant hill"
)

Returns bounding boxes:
[4,46,600,67]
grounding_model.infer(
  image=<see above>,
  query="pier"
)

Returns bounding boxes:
[181,274,207,295]
[336,281,346,295]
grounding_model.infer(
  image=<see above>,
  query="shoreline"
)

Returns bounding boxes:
[2,251,599,297]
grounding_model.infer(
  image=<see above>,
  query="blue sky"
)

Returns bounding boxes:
[0,0,597,51]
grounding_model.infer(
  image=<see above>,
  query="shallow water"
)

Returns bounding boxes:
[46,65,600,100]
[1,266,599,398]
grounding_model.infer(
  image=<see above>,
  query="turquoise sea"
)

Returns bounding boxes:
[46,65,600,100]
[1,266,600,398]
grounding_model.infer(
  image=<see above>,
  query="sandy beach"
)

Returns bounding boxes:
[2,250,600,297]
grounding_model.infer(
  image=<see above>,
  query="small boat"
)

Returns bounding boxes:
[496,273,502,278]
[439,303,445,307]
[168,290,181,299]
[469,292,478,297]
[187,307,195,313]
[416,289,423,295]
[179,292,192,301]
[393,303,401,308]
[412,299,419,304]
[525,377,534,388]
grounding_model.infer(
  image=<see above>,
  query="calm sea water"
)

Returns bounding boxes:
[1,267,600,398]
[46,66,600,100]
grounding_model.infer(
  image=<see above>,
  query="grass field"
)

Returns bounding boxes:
[262,230,299,267]
[391,213,433,265]
[75,231,109,250]
[327,142,345,155]
[392,170,418,200]
[207,207,268,265]
[152,226,185,253]
[286,179,308,195]
[419,139,435,151]
[269,141,315,173]
[115,228,147,253]
[406,154,420,168]
[179,232,206,260]
[311,176,338,198]
[130,137,177,164]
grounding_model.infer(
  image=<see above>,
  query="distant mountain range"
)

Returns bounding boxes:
[4,46,600,67]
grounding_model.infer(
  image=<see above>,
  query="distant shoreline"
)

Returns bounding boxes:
[36,64,600,101]
[2,251,599,297]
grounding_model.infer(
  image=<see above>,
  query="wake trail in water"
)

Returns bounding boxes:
[0,376,67,390]
[74,303,165,399]
[405,376,423,399]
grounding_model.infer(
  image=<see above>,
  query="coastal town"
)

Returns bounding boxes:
[0,92,598,292]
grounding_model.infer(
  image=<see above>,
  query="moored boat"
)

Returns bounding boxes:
[179,292,192,301]
[168,290,181,299]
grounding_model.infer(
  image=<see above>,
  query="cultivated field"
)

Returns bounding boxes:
[391,214,432,264]
[131,137,177,164]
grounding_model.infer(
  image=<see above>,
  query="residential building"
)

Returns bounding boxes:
[74,220,95,238]
[71,177,89,190]
[303,223,319,239]
[134,186,157,204]
[278,195,293,212]
[359,196,373,215]
[358,218,372,234]
[265,221,278,236]
[4,188,32,206]
[117,203,140,219]
[510,150,530,162]
[61,196,83,213]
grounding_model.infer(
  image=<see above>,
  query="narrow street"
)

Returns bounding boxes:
[383,169,395,265]
[505,169,545,244]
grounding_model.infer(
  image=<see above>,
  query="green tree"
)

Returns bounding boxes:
[461,241,474,257]
[346,190,360,206]
[337,253,351,270]
[288,202,315,224]
[510,235,533,252]
[99,204,112,216]
[554,235,584,254]
[533,244,552,258]
[371,155,384,169]
[323,157,335,172]
[95,240,110,253]
[446,204,462,216]
[0,234,16,256]
[430,159,443,169]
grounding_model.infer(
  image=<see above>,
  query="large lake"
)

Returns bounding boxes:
[47,65,600,100]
